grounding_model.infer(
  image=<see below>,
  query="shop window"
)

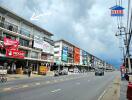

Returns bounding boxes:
[31,51,38,58]
[19,38,29,47]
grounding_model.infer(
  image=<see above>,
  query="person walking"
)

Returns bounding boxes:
[28,67,32,77]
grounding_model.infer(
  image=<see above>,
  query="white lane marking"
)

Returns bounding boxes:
[97,90,107,100]
[51,89,61,93]
[76,82,80,85]
[35,83,40,85]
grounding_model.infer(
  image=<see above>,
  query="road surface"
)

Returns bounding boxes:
[0,71,119,100]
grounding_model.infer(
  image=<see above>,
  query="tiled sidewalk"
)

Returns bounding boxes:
[120,80,128,100]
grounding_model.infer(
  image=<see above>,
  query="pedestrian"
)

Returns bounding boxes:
[28,67,32,77]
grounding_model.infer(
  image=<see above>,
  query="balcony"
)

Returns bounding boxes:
[0,20,18,32]
[0,21,33,40]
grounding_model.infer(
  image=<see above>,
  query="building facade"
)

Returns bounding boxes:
[54,39,74,65]
[0,6,54,74]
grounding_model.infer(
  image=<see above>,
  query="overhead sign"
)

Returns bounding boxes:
[6,49,25,59]
[110,5,124,16]
[62,46,68,62]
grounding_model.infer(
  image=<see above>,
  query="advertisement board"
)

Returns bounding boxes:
[6,49,25,59]
[4,37,19,49]
[61,46,68,62]
[39,66,48,75]
[74,47,80,64]
[42,41,50,53]
[33,35,43,49]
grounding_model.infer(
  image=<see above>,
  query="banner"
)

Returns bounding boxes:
[74,47,80,64]
[4,37,19,49]
[62,46,68,62]
[6,49,25,59]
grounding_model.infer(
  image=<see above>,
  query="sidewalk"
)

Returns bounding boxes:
[99,76,121,100]
[7,71,54,81]
[120,80,128,100]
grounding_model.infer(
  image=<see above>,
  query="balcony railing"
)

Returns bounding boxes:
[0,21,18,32]
[0,21,33,38]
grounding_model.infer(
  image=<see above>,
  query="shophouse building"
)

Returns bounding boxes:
[54,39,74,65]
[0,6,54,74]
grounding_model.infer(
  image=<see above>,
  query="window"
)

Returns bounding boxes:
[31,51,38,58]
[19,38,29,47]
[20,28,30,37]
[54,45,59,48]
[54,51,59,54]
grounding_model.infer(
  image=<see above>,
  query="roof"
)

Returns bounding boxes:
[0,6,53,36]
[110,5,124,10]
[55,39,75,47]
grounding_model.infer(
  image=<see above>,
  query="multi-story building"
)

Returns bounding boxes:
[0,6,54,74]
[54,39,74,65]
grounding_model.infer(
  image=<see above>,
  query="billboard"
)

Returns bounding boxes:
[74,47,80,64]
[4,37,19,49]
[61,46,68,62]
[42,41,50,53]
[6,49,25,59]
[33,35,43,49]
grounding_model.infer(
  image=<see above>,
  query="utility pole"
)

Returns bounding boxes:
[115,27,132,72]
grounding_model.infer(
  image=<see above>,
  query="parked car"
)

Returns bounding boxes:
[95,69,104,76]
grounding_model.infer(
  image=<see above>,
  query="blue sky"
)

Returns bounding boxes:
[0,0,129,68]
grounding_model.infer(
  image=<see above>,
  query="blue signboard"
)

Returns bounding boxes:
[110,5,124,16]
[62,46,68,62]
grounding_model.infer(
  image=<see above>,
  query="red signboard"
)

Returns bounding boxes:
[6,49,25,59]
[4,37,19,49]
[74,47,80,64]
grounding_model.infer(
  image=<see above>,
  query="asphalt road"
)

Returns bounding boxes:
[0,71,120,100]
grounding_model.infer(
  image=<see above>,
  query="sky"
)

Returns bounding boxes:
[0,0,129,68]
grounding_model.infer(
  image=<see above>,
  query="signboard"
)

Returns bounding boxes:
[50,45,54,55]
[82,50,87,56]
[33,35,43,49]
[74,47,80,64]
[80,50,83,65]
[110,5,124,16]
[39,66,48,75]
[43,41,50,53]
[6,49,25,59]
[4,37,19,49]
[62,46,68,62]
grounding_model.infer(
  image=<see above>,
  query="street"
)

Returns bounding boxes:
[0,71,119,100]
